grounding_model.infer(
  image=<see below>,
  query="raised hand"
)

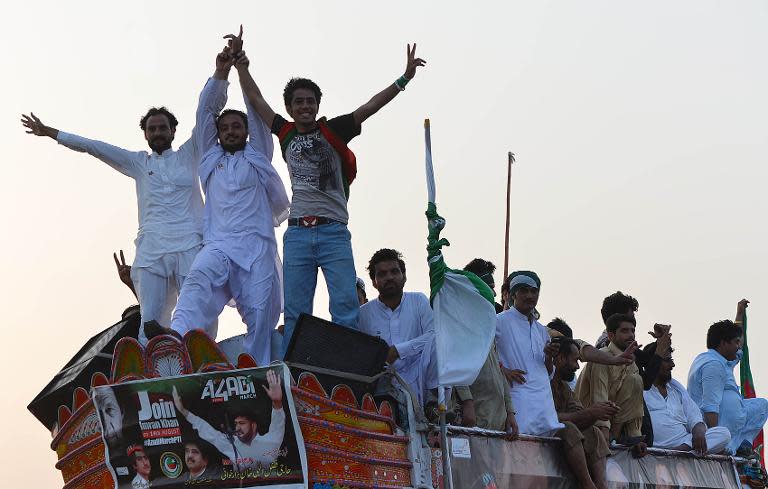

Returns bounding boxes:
[223,25,244,56]
[172,386,189,417]
[113,250,132,287]
[648,323,671,339]
[737,299,750,317]
[216,47,234,72]
[262,369,284,408]
[655,332,672,358]
[235,52,250,70]
[21,113,56,138]
[544,342,560,359]
[404,43,426,80]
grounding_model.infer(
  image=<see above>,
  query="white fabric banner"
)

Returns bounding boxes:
[433,272,496,386]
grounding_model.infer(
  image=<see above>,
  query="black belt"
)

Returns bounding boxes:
[287,216,338,227]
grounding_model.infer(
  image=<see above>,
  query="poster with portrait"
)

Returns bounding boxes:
[93,363,307,489]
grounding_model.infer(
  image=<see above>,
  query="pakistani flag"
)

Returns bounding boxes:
[424,119,497,387]
[739,311,764,466]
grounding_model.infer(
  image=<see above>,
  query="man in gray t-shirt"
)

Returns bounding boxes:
[230,27,426,355]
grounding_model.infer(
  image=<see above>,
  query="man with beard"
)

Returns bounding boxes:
[645,352,731,454]
[358,248,435,404]
[497,271,607,489]
[21,52,232,344]
[173,369,286,470]
[167,39,290,364]
[576,313,646,451]
[551,338,616,489]
[183,439,220,481]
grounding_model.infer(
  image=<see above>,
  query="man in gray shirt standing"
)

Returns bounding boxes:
[233,27,426,355]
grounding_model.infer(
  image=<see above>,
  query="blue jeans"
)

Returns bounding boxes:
[281,221,359,357]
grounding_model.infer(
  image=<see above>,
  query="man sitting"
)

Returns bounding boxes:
[687,299,768,455]
[645,350,730,454]
[576,313,645,449]
[551,337,615,489]
[357,249,434,404]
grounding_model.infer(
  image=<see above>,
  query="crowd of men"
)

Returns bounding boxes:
[22,27,767,489]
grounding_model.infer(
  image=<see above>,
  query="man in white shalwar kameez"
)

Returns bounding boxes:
[173,369,286,470]
[645,354,731,454]
[358,249,435,405]
[169,51,289,366]
[497,270,606,489]
[21,52,233,344]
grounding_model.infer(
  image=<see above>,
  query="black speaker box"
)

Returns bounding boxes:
[284,313,389,399]
[28,305,140,430]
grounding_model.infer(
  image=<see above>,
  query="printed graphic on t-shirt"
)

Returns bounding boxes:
[286,132,341,192]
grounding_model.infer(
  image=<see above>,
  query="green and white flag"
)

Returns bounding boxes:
[424,119,497,387]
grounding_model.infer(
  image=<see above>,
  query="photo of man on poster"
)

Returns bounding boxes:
[183,438,221,482]
[95,386,126,453]
[172,369,286,471]
[127,444,152,489]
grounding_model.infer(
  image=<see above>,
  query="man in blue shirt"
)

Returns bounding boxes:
[687,300,768,455]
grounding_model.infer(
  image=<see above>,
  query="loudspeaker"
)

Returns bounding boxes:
[28,305,140,430]
[284,313,390,399]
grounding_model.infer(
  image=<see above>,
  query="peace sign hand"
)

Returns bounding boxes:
[113,250,132,287]
[404,43,426,80]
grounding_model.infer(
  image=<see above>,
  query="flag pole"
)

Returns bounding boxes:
[425,119,455,489]
[438,386,455,489]
[503,151,515,280]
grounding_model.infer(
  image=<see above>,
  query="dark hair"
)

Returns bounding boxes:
[601,291,639,323]
[184,438,213,461]
[706,320,742,350]
[553,337,579,358]
[231,409,258,424]
[367,248,406,280]
[140,107,178,131]
[547,317,573,338]
[216,109,248,130]
[464,259,496,285]
[283,77,322,106]
[606,313,636,333]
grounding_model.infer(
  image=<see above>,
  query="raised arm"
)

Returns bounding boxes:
[172,386,235,460]
[22,113,140,178]
[352,44,426,126]
[226,26,276,127]
[181,49,232,160]
[236,54,274,158]
[735,299,749,346]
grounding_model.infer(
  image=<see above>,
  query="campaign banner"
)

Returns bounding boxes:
[439,435,741,489]
[93,364,307,489]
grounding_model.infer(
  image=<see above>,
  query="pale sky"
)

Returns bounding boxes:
[3,1,768,487]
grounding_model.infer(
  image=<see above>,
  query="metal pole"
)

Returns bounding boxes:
[438,386,455,489]
[503,152,515,281]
